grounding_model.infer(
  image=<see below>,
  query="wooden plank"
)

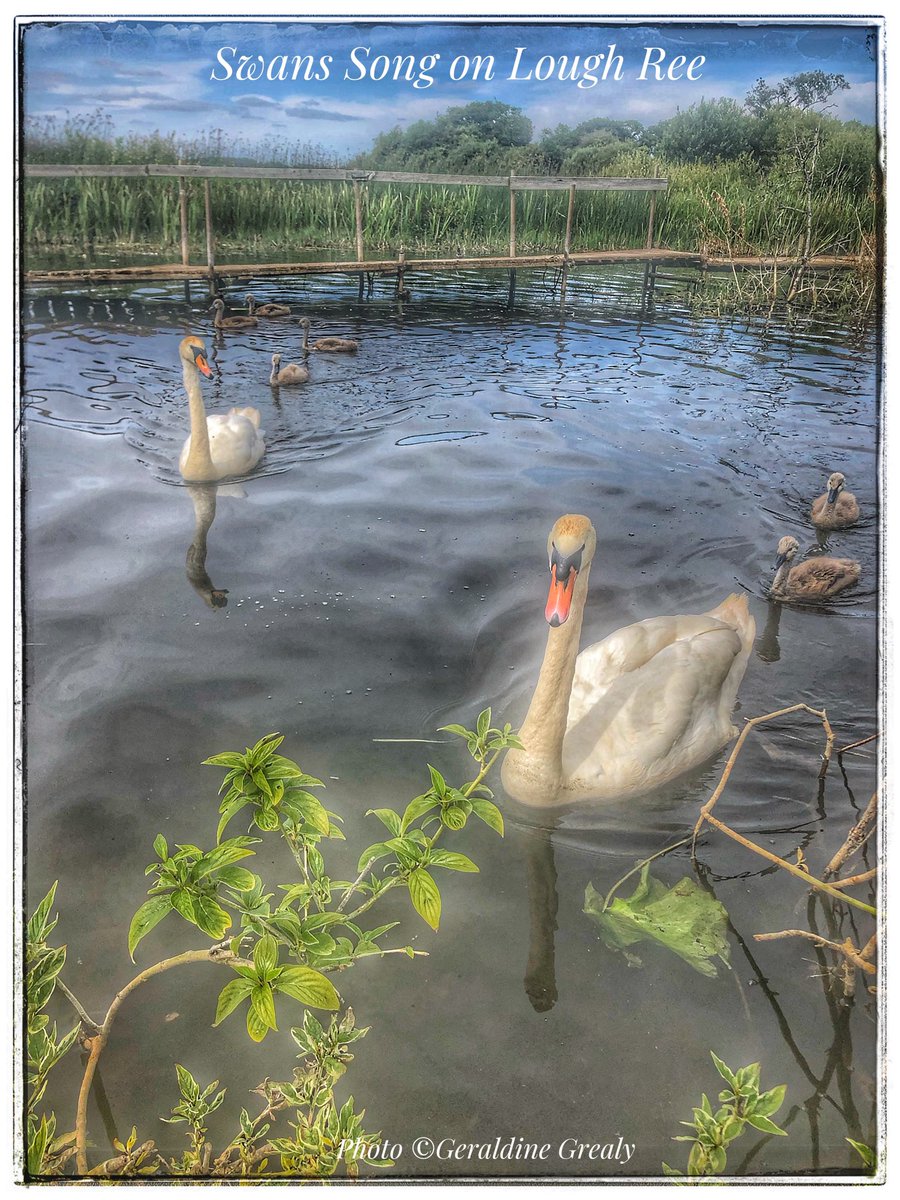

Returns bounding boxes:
[509,172,516,259]
[203,179,216,285]
[24,162,668,192]
[353,179,364,263]
[563,184,576,255]
[24,249,705,286]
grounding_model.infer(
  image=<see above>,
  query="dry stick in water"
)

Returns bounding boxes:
[691,704,875,918]
[825,792,878,878]
[828,866,878,891]
[836,732,878,758]
[74,946,251,1175]
[753,930,877,977]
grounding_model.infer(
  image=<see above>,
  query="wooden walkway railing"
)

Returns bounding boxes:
[23,163,667,295]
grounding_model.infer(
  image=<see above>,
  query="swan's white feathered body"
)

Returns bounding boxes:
[179,407,265,481]
[176,336,266,483]
[501,515,755,808]
[560,599,752,799]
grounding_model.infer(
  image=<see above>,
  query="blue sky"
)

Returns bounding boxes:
[22,20,878,157]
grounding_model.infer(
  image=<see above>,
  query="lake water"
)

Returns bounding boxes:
[23,265,879,1178]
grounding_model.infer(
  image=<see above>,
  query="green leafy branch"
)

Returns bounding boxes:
[663,1053,786,1178]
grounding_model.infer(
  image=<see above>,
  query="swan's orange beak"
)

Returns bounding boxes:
[195,351,212,378]
[545,563,576,627]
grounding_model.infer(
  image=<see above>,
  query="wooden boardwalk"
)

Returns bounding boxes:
[24,249,860,288]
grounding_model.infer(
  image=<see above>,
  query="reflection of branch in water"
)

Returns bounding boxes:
[695,870,872,1174]
[756,599,783,663]
[185,484,229,609]
[516,822,559,1013]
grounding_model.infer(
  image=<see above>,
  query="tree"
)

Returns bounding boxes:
[744,71,850,116]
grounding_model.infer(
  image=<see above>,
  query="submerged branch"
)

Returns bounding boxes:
[825,793,878,878]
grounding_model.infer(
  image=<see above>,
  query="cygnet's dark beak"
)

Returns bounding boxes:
[827,485,840,504]
[774,552,788,570]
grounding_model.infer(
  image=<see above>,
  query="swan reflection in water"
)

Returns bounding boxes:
[516,820,560,1013]
[184,482,241,609]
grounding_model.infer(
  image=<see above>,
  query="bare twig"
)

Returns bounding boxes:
[56,978,102,1034]
[825,793,877,877]
[828,866,878,891]
[691,704,874,917]
[753,929,876,976]
[836,733,878,758]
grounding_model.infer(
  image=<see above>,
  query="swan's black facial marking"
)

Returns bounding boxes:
[549,541,585,584]
[545,542,584,626]
[192,344,212,377]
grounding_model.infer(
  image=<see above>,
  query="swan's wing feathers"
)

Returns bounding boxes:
[563,623,742,790]
[570,614,733,717]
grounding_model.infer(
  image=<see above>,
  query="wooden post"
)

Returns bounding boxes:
[563,184,576,256]
[353,179,365,262]
[203,179,216,295]
[561,184,576,304]
[646,166,659,250]
[178,175,189,266]
[178,173,191,303]
[353,179,365,302]
[509,172,517,258]
[396,247,407,298]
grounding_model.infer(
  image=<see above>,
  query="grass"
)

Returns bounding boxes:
[22,117,879,305]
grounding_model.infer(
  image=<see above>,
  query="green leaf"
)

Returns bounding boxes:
[745,1113,787,1137]
[250,984,278,1032]
[213,977,255,1026]
[437,723,471,739]
[280,789,330,834]
[153,834,168,861]
[253,934,279,978]
[215,866,259,892]
[203,752,248,769]
[196,838,259,878]
[217,795,251,843]
[274,966,340,1011]
[356,842,393,874]
[428,849,479,873]
[845,1139,876,1170]
[191,894,232,940]
[408,869,441,931]
[128,895,174,961]
[583,866,731,977]
[27,882,59,950]
[175,1063,200,1102]
[400,793,439,833]
[752,1084,787,1118]
[710,1052,737,1088]
[246,1003,270,1043]
[476,708,490,737]
[367,808,401,836]
[469,797,504,836]
[427,765,447,798]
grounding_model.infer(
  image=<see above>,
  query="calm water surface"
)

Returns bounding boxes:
[23,266,879,1177]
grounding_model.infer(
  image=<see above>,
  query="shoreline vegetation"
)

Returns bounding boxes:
[23,76,880,311]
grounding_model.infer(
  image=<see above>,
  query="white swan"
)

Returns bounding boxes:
[501,514,756,808]
[177,336,266,482]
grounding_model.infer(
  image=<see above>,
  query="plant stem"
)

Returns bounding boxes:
[75,946,246,1175]
[56,977,102,1034]
[602,836,694,911]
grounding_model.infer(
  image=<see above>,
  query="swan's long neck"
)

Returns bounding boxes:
[269,360,280,385]
[502,563,592,804]
[182,360,213,479]
[772,562,791,596]
[301,324,310,355]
